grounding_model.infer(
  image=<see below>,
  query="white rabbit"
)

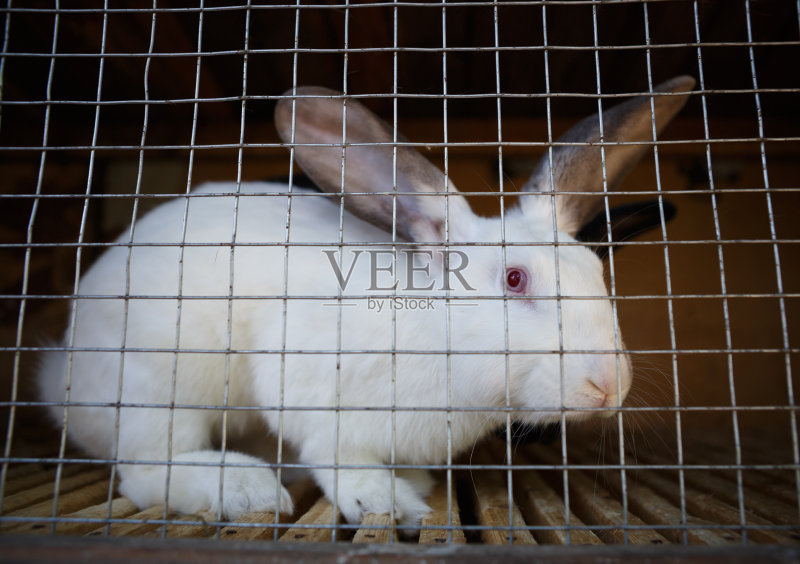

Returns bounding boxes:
[38,77,694,528]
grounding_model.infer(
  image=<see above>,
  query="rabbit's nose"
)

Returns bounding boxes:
[586,382,620,415]
[589,355,632,406]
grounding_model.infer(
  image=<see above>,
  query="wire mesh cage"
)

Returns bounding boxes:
[1,0,800,560]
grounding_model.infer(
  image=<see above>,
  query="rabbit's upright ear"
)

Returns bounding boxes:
[275,87,471,243]
[521,76,695,237]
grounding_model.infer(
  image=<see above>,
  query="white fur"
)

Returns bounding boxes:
[38,180,631,526]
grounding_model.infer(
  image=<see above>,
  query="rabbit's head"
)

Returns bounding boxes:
[275,77,694,424]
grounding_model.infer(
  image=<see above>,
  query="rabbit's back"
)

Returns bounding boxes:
[36,181,389,457]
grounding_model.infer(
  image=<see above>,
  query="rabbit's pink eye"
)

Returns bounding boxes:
[506,268,527,293]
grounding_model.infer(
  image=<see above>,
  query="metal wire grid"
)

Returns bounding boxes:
[0,0,798,547]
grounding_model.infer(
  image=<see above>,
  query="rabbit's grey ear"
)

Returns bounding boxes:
[522,76,695,237]
[275,87,471,243]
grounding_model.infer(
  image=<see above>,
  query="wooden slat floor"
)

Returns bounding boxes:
[2,437,799,545]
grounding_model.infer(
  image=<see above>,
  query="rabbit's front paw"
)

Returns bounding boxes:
[331,469,431,527]
[215,461,294,520]
[119,450,293,521]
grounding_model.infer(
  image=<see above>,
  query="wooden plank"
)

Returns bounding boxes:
[618,480,742,546]
[3,464,93,496]
[470,462,536,545]
[2,464,45,482]
[682,470,799,527]
[735,471,800,509]
[86,505,180,537]
[655,436,800,499]
[53,497,141,536]
[568,441,800,543]
[7,497,139,536]
[145,511,218,539]
[5,480,113,522]
[566,443,741,545]
[278,498,341,542]
[685,438,800,491]
[635,468,799,544]
[486,439,600,545]
[419,479,467,544]
[530,446,670,545]
[4,465,47,481]
[352,513,396,544]
[1,467,110,514]
[708,467,798,510]
[557,469,670,545]
[631,447,800,529]
[732,435,800,469]
[594,472,740,545]
[516,466,603,546]
[219,510,284,541]
[680,449,800,509]
[219,479,320,541]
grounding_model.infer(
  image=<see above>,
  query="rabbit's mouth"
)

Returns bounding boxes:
[508,398,627,426]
